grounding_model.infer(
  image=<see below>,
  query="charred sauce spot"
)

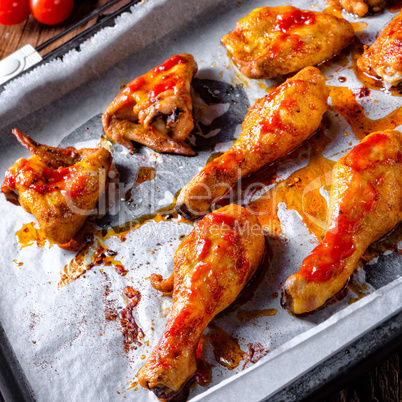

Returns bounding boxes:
[357,85,370,98]
[242,342,270,370]
[92,246,128,276]
[120,286,144,351]
[102,271,118,322]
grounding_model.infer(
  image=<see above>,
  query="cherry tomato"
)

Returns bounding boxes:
[0,0,30,26]
[29,0,73,25]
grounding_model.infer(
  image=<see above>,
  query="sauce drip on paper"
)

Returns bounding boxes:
[120,286,144,352]
[58,241,127,288]
[59,187,194,287]
[249,128,334,240]
[236,308,277,322]
[329,86,402,140]
[242,342,270,370]
[204,323,246,370]
[125,166,156,202]
[16,222,47,248]
[195,338,214,387]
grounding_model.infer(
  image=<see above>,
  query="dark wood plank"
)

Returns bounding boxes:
[326,349,401,402]
[0,0,132,59]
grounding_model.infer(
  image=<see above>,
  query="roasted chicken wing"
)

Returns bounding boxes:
[221,6,354,79]
[138,204,265,400]
[176,67,329,220]
[281,130,402,314]
[102,54,198,156]
[357,10,402,87]
[1,129,112,247]
[328,0,386,17]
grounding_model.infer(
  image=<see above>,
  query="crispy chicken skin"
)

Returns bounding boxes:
[357,10,402,87]
[281,130,402,315]
[329,0,386,17]
[221,6,354,79]
[138,204,265,400]
[1,129,112,246]
[102,54,198,156]
[176,67,329,220]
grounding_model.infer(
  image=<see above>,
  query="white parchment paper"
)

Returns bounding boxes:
[0,1,401,401]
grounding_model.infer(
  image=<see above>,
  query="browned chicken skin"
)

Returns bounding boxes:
[357,10,402,87]
[329,0,386,17]
[176,67,329,220]
[281,130,402,314]
[221,6,354,79]
[1,129,112,247]
[102,54,198,156]
[138,204,265,400]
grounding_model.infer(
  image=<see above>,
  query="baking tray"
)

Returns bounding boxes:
[0,0,401,401]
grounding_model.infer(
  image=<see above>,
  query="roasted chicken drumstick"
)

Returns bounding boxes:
[138,204,265,400]
[176,66,329,220]
[329,0,386,17]
[281,130,402,314]
[357,10,402,87]
[221,6,354,79]
[102,54,197,156]
[1,129,112,247]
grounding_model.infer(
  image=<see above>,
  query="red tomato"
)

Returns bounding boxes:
[29,0,73,25]
[0,0,30,25]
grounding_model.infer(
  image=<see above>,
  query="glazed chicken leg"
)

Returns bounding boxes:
[102,54,197,156]
[281,130,402,314]
[221,6,354,79]
[176,66,329,219]
[138,204,265,400]
[1,129,112,247]
[357,10,402,87]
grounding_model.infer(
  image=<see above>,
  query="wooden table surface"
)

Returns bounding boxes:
[0,1,400,401]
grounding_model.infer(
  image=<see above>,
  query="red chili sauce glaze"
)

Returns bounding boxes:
[299,221,356,282]
[253,89,297,141]
[151,54,187,74]
[195,238,212,260]
[199,213,249,281]
[128,76,146,92]
[159,306,193,348]
[148,77,183,102]
[260,80,301,109]
[204,213,237,227]
[268,33,304,58]
[2,160,87,197]
[344,133,398,171]
[273,9,316,33]
[123,55,187,102]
